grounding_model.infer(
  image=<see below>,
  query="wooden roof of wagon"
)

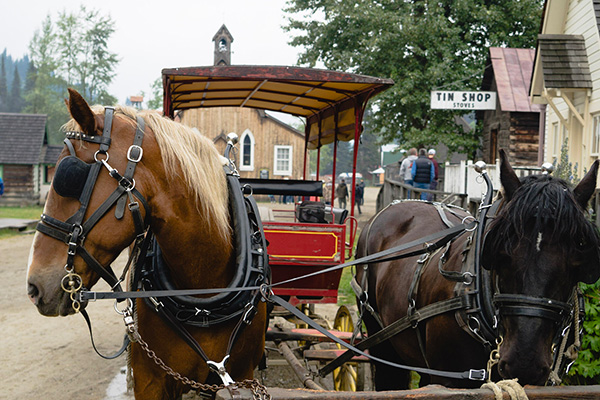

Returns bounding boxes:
[162,65,394,149]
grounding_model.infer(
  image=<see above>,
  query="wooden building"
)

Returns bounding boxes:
[179,107,305,180]
[529,0,600,171]
[177,25,307,180]
[0,113,62,205]
[479,47,546,166]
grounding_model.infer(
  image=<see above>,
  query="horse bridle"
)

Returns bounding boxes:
[36,107,149,312]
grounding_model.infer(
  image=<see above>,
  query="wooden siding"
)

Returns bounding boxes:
[509,112,541,165]
[179,107,307,180]
[0,164,37,205]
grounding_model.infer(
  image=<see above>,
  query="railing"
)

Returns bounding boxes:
[377,177,468,213]
[443,160,542,201]
[380,159,542,214]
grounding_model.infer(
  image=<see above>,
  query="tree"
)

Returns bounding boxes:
[0,55,7,112]
[56,6,118,104]
[24,8,119,143]
[25,15,68,143]
[147,77,163,110]
[9,66,23,113]
[284,0,543,156]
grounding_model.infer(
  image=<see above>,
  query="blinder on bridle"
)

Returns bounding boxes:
[37,106,150,312]
[53,155,92,199]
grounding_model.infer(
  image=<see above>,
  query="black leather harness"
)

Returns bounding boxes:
[37,109,270,378]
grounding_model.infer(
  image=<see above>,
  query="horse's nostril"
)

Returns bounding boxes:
[27,282,40,304]
[498,360,508,378]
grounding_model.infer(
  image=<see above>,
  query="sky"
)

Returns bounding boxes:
[1,0,304,107]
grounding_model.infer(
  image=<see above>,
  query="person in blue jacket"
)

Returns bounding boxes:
[411,148,434,200]
[0,176,4,197]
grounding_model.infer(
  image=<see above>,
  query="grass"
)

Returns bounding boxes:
[0,206,43,239]
[0,206,44,220]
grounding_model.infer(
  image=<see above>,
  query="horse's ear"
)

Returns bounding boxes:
[499,149,521,201]
[67,88,96,135]
[573,160,599,210]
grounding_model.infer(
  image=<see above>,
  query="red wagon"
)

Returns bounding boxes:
[162,66,393,390]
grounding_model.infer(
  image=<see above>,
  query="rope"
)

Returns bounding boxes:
[481,379,528,400]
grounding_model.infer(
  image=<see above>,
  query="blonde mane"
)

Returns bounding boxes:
[63,105,231,244]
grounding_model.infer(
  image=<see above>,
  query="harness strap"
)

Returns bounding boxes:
[80,308,130,359]
[80,219,477,302]
[319,295,473,377]
[269,294,486,381]
[116,117,145,219]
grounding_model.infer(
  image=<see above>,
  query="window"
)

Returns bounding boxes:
[239,130,255,171]
[593,115,600,155]
[552,122,559,158]
[274,145,292,176]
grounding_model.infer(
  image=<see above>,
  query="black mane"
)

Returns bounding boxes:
[484,174,600,263]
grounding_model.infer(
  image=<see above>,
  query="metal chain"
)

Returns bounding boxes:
[127,321,271,399]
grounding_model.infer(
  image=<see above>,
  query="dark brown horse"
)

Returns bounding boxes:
[26,89,267,399]
[356,150,600,390]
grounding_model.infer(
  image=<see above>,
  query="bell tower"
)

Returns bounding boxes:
[213,25,234,66]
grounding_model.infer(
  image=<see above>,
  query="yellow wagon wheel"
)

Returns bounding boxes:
[332,305,360,391]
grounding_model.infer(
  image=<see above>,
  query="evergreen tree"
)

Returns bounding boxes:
[9,66,23,113]
[0,55,7,112]
[25,15,68,143]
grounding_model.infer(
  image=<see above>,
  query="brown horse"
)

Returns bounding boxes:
[356,150,600,390]
[26,89,267,399]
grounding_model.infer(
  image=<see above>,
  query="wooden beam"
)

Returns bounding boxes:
[216,384,600,399]
[543,91,568,127]
[561,92,585,126]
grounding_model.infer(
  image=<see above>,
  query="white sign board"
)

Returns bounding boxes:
[430,91,496,110]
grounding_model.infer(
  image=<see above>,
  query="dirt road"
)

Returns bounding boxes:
[0,234,129,399]
[0,186,380,399]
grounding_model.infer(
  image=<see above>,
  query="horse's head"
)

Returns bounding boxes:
[27,89,152,316]
[482,149,600,384]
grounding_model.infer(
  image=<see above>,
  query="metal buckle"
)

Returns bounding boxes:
[127,145,143,162]
[469,369,487,381]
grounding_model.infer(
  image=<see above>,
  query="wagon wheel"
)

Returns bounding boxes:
[332,305,363,391]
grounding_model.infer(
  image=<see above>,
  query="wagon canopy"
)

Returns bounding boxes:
[162,65,394,149]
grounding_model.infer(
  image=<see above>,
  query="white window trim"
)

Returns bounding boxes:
[592,115,600,156]
[552,122,559,159]
[273,145,293,176]
[239,129,255,171]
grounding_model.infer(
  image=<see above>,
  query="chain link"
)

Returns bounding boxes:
[130,327,271,399]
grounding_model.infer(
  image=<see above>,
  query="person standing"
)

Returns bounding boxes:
[411,148,434,200]
[354,182,363,214]
[427,149,439,201]
[0,176,4,197]
[336,178,349,209]
[399,148,418,186]
[358,179,365,205]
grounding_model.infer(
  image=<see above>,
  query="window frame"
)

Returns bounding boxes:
[239,129,255,171]
[592,114,600,156]
[273,145,293,176]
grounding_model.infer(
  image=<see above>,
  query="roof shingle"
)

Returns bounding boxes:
[0,113,48,165]
[538,34,592,89]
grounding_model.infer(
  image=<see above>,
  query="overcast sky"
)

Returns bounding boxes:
[1,0,303,106]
